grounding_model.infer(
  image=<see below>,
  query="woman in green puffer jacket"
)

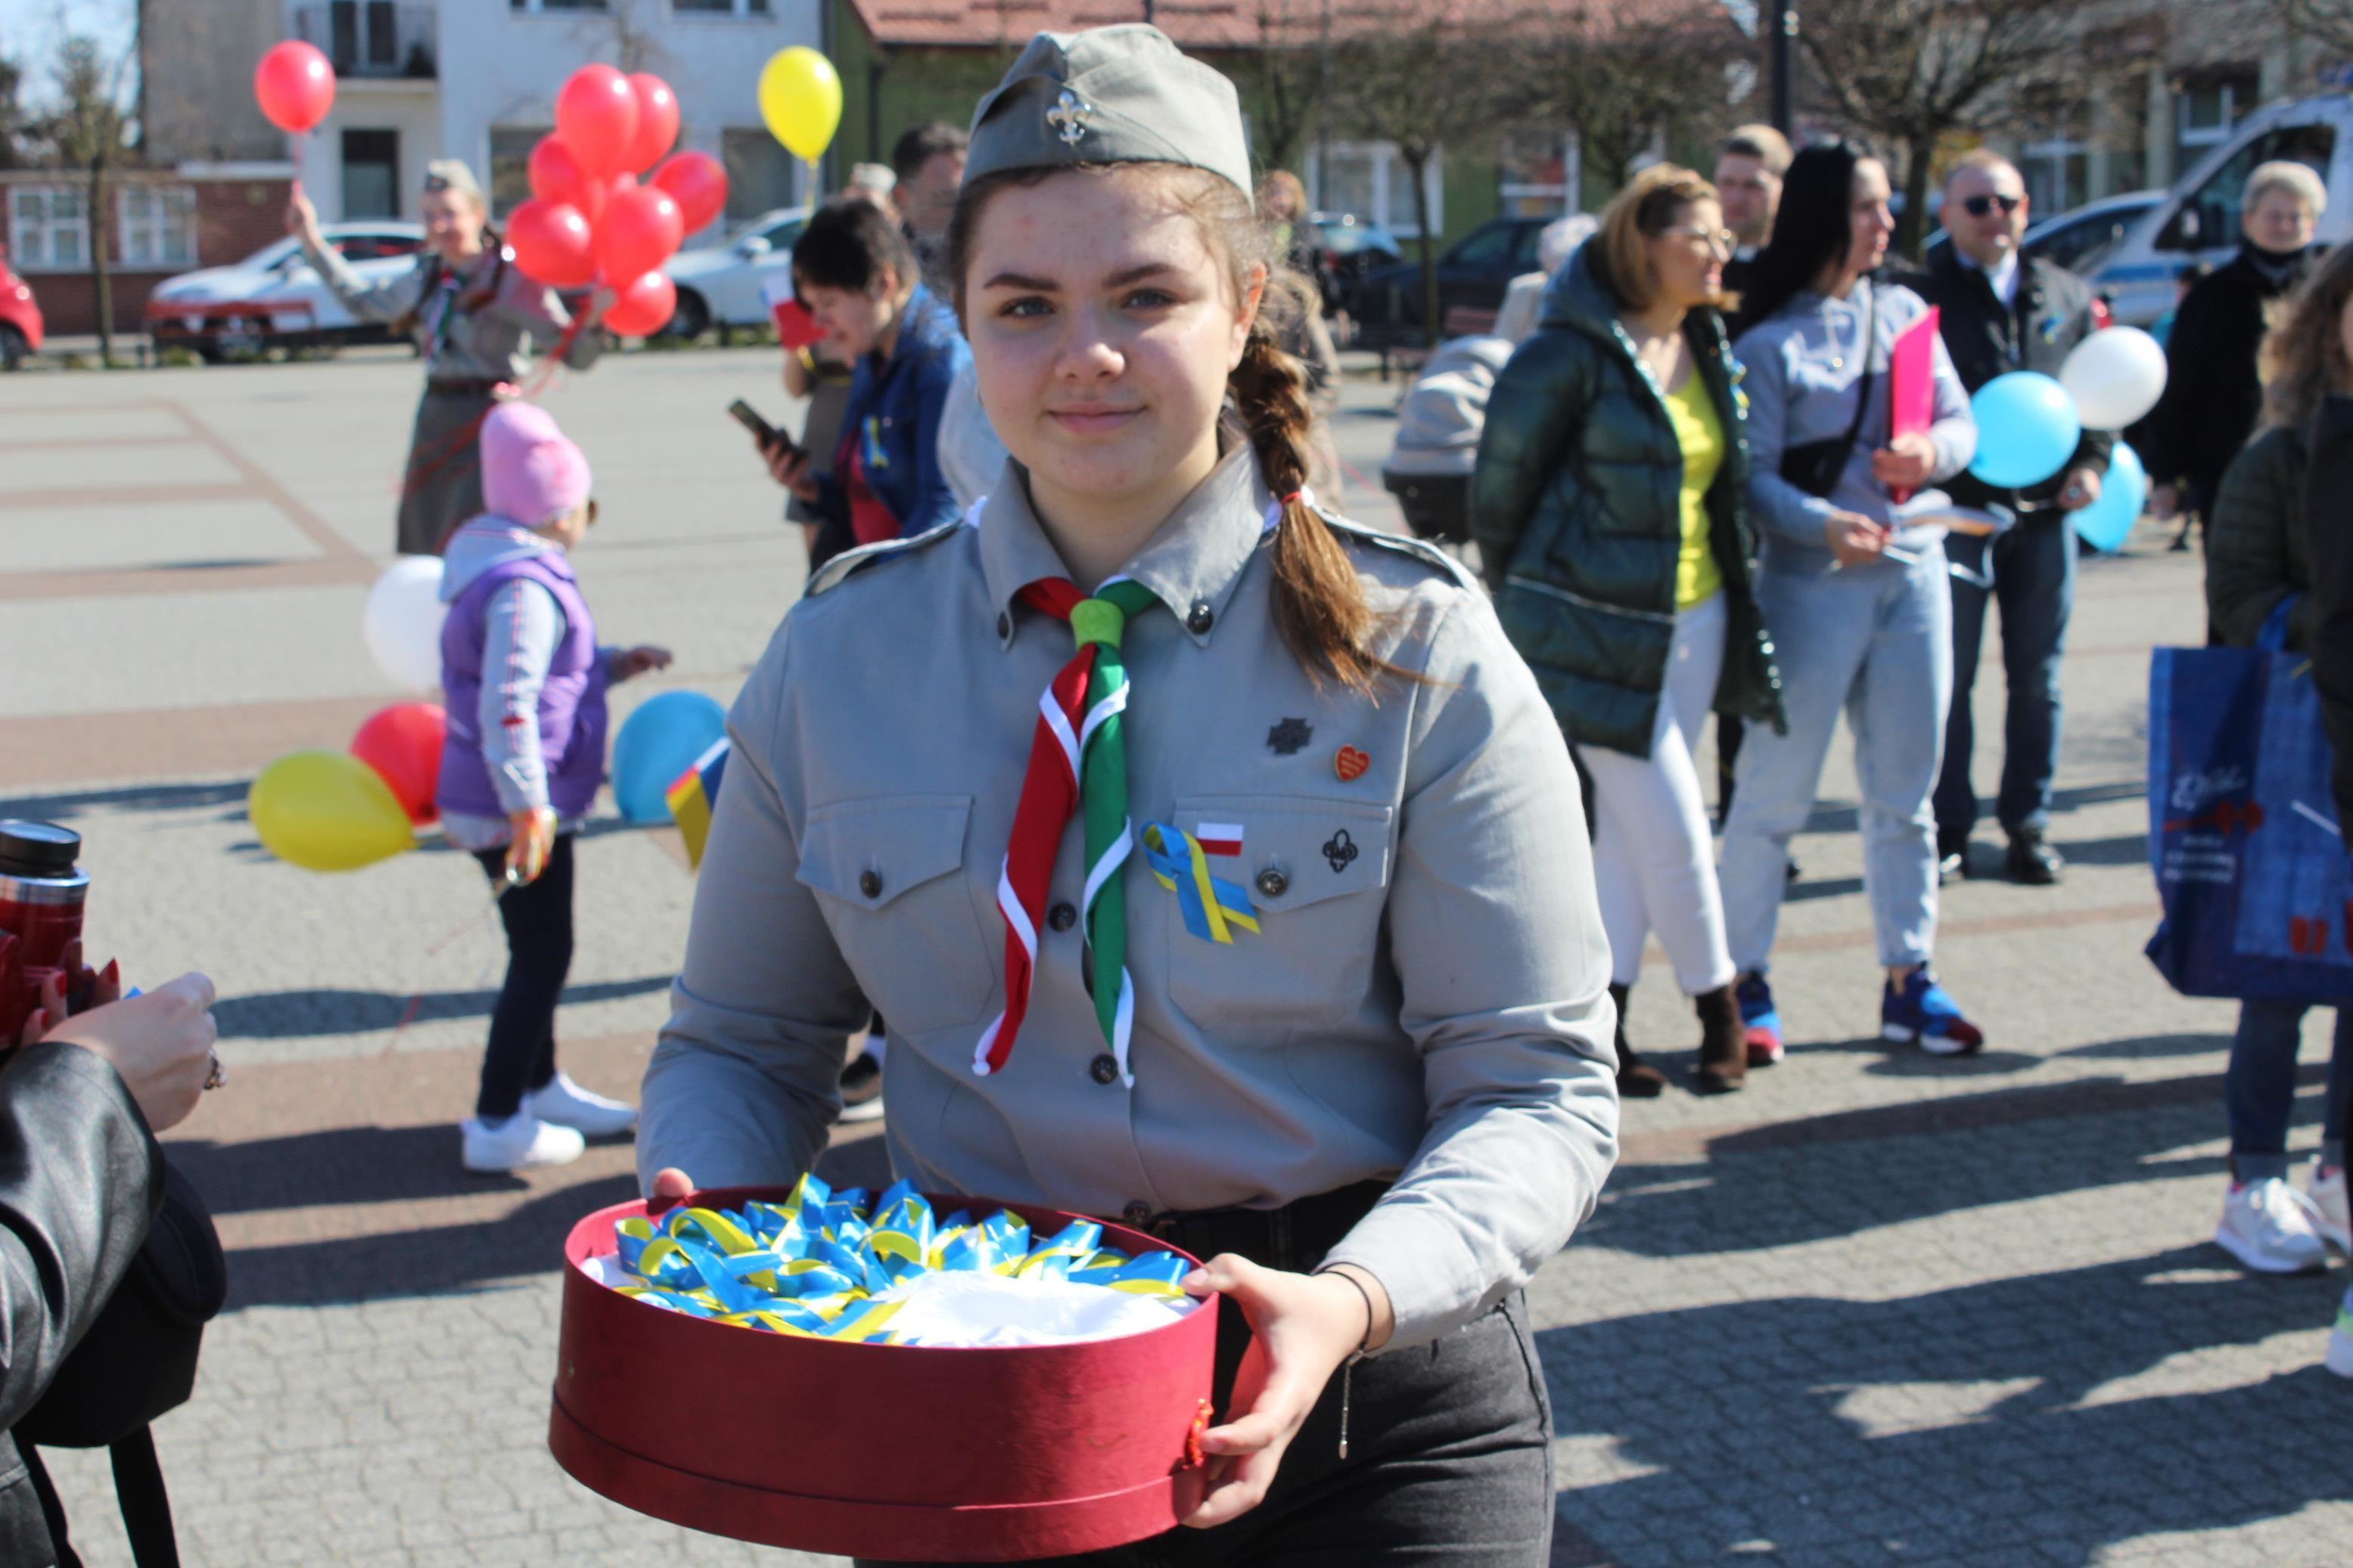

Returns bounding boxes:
[1471,164,1784,1098]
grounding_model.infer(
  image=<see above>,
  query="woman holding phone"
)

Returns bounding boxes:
[1719,141,1982,1063]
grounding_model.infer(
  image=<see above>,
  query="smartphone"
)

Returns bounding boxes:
[726,398,791,454]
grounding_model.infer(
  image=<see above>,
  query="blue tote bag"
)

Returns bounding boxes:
[2146,599,2353,1000]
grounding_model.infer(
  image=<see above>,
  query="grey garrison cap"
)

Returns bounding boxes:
[963,25,1253,199]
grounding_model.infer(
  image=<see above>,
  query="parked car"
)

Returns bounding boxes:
[1347,216,1556,344]
[0,247,42,369]
[2087,93,2353,326]
[1924,188,2163,276]
[146,222,424,360]
[662,207,811,339]
[1304,210,1403,315]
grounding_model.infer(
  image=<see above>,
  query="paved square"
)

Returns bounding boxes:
[5,347,2345,1565]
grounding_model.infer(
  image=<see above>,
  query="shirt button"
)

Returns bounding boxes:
[858,869,883,899]
[1049,902,1078,932]
[996,610,1012,640]
[1186,600,1214,635]
[1256,865,1289,899]
[1089,1053,1120,1085]
[1122,1200,1154,1228]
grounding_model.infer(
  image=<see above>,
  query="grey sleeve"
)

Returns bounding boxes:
[1736,325,1842,545]
[1318,591,1621,1349]
[477,579,563,816]
[495,272,604,371]
[303,238,424,324]
[636,619,871,1194]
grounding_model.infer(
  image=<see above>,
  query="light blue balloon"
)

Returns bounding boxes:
[612,691,728,824]
[1967,371,2082,489]
[2066,441,2146,554]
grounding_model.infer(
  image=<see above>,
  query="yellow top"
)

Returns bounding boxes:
[1665,372,1724,609]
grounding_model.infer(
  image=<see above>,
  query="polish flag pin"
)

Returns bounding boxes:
[1196,822,1245,857]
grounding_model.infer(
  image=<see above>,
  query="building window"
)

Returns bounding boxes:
[1498,130,1577,218]
[7,186,89,272]
[2022,130,2090,216]
[508,0,611,11]
[118,186,197,268]
[2176,71,2257,175]
[723,126,799,223]
[342,128,400,220]
[1310,141,1443,238]
[673,0,769,12]
[488,125,552,219]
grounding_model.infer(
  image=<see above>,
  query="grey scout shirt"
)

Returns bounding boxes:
[1734,277,1977,574]
[638,442,1621,1349]
[301,236,602,383]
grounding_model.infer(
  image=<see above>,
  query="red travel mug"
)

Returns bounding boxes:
[0,821,89,1045]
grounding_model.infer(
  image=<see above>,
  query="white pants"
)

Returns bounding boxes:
[1577,591,1736,995]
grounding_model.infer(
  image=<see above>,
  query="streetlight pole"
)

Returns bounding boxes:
[1769,3,1795,135]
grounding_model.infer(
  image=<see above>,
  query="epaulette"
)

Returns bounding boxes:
[804,513,971,596]
[1313,507,1480,592]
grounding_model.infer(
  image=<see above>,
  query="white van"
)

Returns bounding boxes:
[2088,92,2351,327]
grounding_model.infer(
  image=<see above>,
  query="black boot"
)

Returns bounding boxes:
[2004,827,2063,886]
[1693,984,1746,1094]
[1609,983,1665,1098]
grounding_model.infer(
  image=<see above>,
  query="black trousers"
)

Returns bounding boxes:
[859,1290,1554,1568]
[471,837,573,1120]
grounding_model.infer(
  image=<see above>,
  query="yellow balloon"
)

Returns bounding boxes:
[758,46,842,163]
[250,750,417,873]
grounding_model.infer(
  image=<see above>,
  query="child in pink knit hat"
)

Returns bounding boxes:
[437,402,671,1173]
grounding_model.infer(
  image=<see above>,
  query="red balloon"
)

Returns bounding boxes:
[626,73,679,173]
[351,703,446,826]
[253,41,335,134]
[595,185,684,287]
[528,137,605,226]
[555,64,639,179]
[605,271,677,337]
[508,199,597,289]
[650,151,729,234]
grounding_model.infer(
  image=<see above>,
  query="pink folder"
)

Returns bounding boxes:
[1887,308,1939,505]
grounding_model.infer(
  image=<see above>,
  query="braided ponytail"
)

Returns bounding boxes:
[1230,322,1384,694]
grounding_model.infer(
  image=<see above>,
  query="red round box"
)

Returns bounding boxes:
[549,1187,1218,1562]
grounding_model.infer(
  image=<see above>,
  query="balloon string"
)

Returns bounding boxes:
[383,887,504,1057]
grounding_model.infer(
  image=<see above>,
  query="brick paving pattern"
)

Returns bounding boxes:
[7,349,2347,1565]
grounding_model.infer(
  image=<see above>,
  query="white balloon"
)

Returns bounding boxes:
[2059,326,2168,431]
[362,557,447,694]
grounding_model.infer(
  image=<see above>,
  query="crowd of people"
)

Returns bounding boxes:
[17,21,2353,1564]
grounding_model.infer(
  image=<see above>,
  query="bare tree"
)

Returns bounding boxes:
[0,57,26,169]
[1244,0,1327,179]
[1327,0,1515,346]
[1794,0,2099,256]
[2281,0,2353,53]
[35,36,132,364]
[1522,0,1748,193]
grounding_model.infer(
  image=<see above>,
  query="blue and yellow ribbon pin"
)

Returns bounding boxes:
[1139,821,1259,944]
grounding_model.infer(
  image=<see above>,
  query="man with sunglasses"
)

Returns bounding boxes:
[1904,150,2113,888]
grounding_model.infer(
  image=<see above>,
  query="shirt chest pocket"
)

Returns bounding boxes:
[1163,795,1395,1039]
[797,795,996,1036]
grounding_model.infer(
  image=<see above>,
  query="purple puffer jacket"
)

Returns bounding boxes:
[437,553,608,819]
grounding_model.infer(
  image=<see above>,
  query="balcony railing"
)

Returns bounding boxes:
[292,2,437,80]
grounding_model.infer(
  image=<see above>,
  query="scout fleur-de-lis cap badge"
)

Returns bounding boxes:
[1047,88,1093,147]
[962,23,1254,200]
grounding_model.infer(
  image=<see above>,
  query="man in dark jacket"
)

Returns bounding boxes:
[1907,151,2114,887]
[1,973,217,1563]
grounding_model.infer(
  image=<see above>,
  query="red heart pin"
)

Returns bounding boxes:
[1334,745,1370,783]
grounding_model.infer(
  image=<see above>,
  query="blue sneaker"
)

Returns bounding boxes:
[1880,970,1984,1055]
[1735,972,1783,1065]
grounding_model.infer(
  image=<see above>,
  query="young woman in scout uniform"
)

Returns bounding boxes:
[287,162,607,556]
[638,25,1618,1563]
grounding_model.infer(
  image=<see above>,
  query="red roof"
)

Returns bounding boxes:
[843,0,1554,51]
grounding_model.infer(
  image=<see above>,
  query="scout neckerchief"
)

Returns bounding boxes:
[971,492,1304,1086]
[974,576,1159,1086]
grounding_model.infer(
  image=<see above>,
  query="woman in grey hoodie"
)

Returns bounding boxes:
[1720,142,1984,1062]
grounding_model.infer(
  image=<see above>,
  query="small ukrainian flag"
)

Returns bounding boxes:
[665,738,730,870]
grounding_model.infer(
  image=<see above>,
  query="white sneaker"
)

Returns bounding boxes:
[2306,1160,2351,1253]
[462,1113,586,1173]
[524,1071,638,1138]
[2327,1289,2353,1380]
[2215,1177,2331,1274]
